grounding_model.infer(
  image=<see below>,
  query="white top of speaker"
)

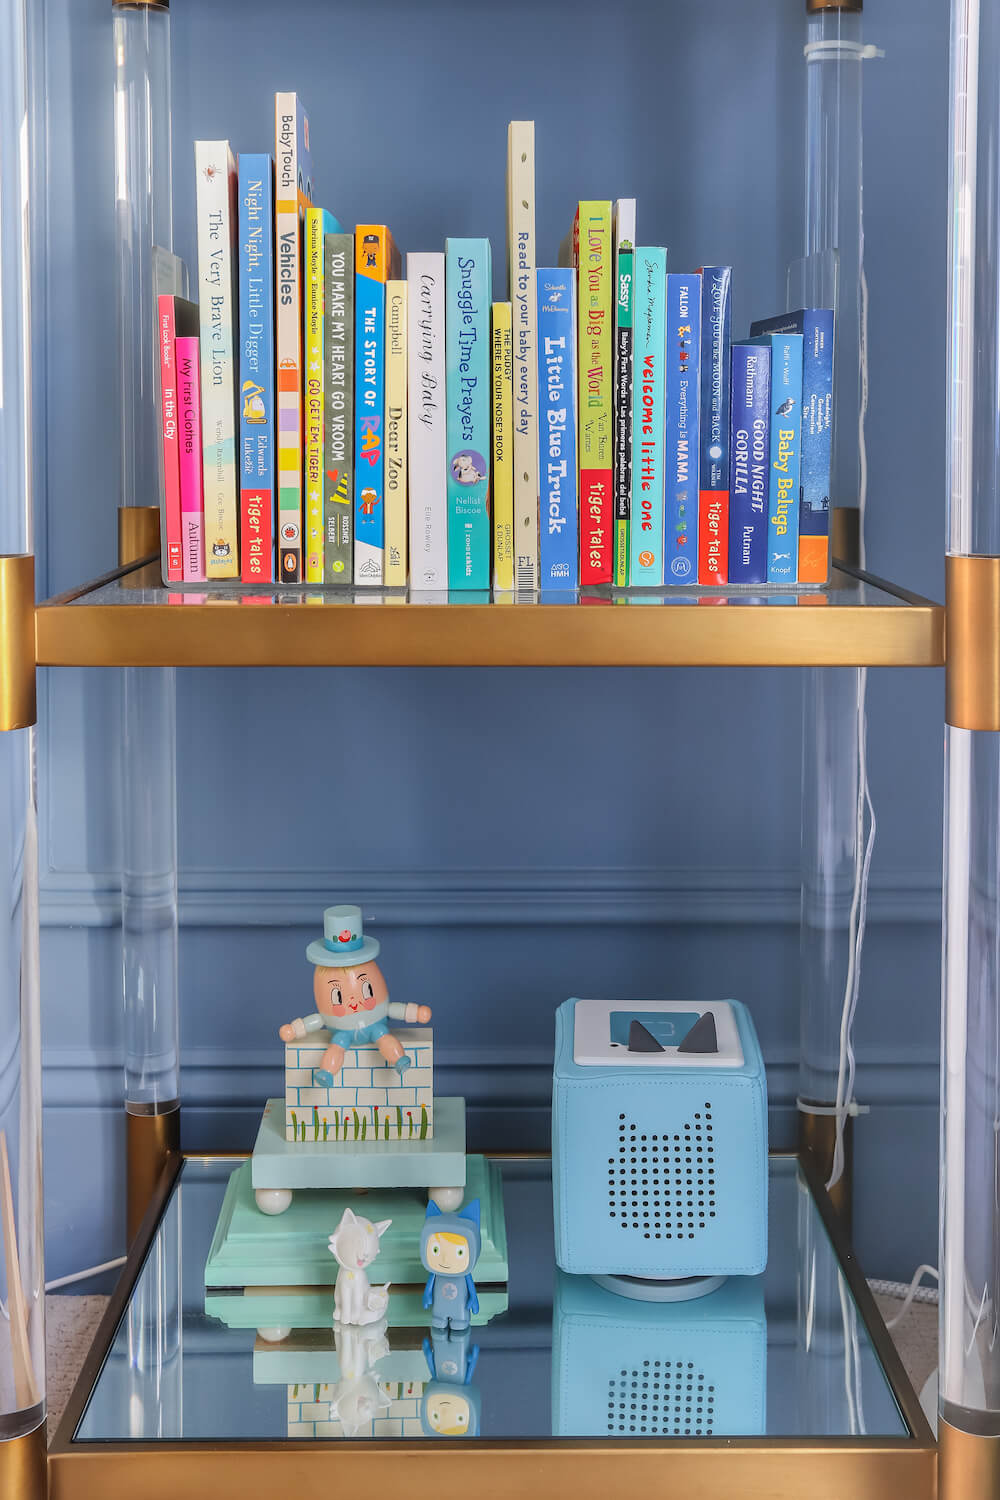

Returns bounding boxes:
[572,1000,745,1069]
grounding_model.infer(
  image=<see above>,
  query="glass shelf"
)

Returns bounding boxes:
[34,562,944,669]
[48,1154,935,1500]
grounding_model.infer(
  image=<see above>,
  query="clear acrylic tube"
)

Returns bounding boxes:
[113,1,179,1115]
[0,0,46,1443]
[942,0,1000,1433]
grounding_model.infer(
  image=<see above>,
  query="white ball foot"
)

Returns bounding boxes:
[256,1326,291,1343]
[429,1185,463,1212]
[255,1187,293,1216]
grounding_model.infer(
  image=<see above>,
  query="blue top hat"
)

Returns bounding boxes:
[305,904,381,968]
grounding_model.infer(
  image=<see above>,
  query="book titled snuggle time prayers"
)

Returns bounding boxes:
[446,238,492,589]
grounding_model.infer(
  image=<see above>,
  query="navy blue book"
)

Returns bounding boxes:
[728,342,770,584]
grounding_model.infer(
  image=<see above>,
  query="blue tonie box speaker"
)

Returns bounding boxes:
[552,1268,767,1437]
[552,999,768,1279]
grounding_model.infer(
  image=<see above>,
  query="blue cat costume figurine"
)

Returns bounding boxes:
[420,1199,481,1332]
[420,1328,481,1437]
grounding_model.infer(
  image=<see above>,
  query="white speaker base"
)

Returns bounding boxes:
[590,1272,727,1303]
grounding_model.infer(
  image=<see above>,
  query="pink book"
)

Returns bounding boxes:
[176,333,206,582]
[157,295,183,580]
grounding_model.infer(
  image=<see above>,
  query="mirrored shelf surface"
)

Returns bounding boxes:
[34,564,945,668]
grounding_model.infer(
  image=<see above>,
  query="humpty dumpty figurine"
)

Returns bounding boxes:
[279,905,431,1084]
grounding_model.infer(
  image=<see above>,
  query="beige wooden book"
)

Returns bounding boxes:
[507,121,539,593]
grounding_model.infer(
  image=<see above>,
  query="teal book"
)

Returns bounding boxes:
[629,248,667,586]
[446,238,493,589]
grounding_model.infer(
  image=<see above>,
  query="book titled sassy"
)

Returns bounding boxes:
[446,238,492,590]
[536,268,578,587]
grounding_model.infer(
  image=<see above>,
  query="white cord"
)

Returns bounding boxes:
[869,1265,940,1329]
[44,1257,126,1292]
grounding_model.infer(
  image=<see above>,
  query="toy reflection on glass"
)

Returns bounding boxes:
[328,1316,392,1437]
[421,1327,481,1437]
[328,1206,392,1326]
[420,1198,481,1332]
[278,904,431,1082]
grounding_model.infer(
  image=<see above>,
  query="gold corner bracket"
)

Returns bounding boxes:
[0,1421,47,1500]
[798,1106,853,1235]
[945,554,1000,730]
[118,504,161,572]
[807,0,862,11]
[126,1102,180,1245]
[0,554,37,731]
[939,1418,1000,1500]
[112,0,168,8]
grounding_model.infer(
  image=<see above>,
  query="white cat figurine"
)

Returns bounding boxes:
[328,1206,393,1326]
[328,1317,392,1437]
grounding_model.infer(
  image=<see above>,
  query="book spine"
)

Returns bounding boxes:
[664,272,701,581]
[507,122,539,592]
[537,269,578,586]
[797,311,833,583]
[176,336,205,581]
[157,295,183,581]
[238,155,275,584]
[764,334,803,581]
[629,249,667,586]
[385,280,408,585]
[304,207,332,581]
[492,302,514,591]
[323,233,354,585]
[577,202,613,584]
[613,200,636,587]
[354,226,399,584]
[195,141,239,578]
[728,342,771,584]
[446,238,492,590]
[406,252,447,588]
[697,266,731,584]
[274,94,313,582]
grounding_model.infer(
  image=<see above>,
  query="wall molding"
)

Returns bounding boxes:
[38,864,944,929]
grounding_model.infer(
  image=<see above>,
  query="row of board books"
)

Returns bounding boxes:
[156,103,833,592]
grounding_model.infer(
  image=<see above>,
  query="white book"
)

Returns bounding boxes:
[195,140,239,577]
[507,121,539,594]
[406,252,447,588]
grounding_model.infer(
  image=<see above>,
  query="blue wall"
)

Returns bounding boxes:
[35,0,947,1285]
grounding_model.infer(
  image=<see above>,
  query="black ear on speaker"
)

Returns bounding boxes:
[628,1019,665,1053]
[677,1013,719,1054]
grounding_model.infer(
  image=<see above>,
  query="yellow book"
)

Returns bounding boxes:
[385,280,408,586]
[304,207,334,583]
[492,302,514,591]
[507,121,538,592]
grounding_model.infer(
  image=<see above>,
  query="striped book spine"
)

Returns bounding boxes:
[304,207,338,582]
[492,302,514,592]
[323,232,354,585]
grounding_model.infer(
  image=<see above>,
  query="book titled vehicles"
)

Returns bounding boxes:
[749,308,833,583]
[629,247,667,586]
[697,266,731,584]
[406,252,447,588]
[446,237,492,590]
[274,92,313,582]
[664,271,701,581]
[237,154,275,584]
[323,232,354,585]
[728,342,771,585]
[195,140,239,578]
[536,268,578,587]
[354,224,400,584]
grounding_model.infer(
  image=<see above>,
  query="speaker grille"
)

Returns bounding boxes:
[607,1105,717,1239]
[606,1360,717,1435]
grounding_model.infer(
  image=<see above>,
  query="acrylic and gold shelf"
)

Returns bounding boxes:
[32,556,944,670]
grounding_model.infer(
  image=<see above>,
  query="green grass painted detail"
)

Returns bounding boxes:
[352,1108,360,1141]
[407,1110,414,1139]
[313,1105,320,1141]
[420,1103,429,1140]
[361,1116,367,1141]
[333,1109,340,1141]
[291,1110,299,1140]
[396,1105,402,1138]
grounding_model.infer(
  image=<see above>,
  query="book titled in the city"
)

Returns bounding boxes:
[406,251,447,588]
[385,280,408,586]
[157,294,198,582]
[749,309,833,583]
[446,237,492,590]
[323,231,354,586]
[697,266,732,584]
[750,331,803,582]
[629,247,667,586]
[536,268,577,587]
[274,93,314,582]
[195,141,239,578]
[304,206,341,582]
[728,341,771,585]
[492,301,515,591]
[573,201,613,583]
[507,121,539,592]
[176,333,205,581]
[354,224,400,584]
[664,271,702,581]
[237,154,275,584]
[613,199,636,587]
